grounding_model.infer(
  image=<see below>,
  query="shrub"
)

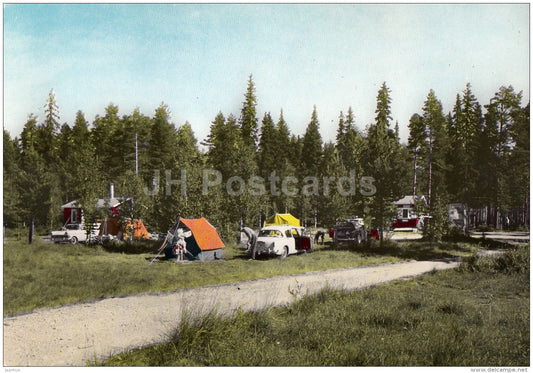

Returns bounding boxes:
[357,238,400,255]
[444,226,465,241]
[102,239,161,254]
[461,245,529,275]
[493,245,530,274]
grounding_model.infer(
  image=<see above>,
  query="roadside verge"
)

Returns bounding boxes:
[4,259,460,367]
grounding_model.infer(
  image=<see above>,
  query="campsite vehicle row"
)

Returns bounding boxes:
[328,195,431,246]
[51,184,314,262]
[50,206,313,263]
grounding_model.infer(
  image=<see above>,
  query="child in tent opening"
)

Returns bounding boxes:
[174,228,192,262]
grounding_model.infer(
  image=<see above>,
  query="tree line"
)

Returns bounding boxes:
[3,77,529,242]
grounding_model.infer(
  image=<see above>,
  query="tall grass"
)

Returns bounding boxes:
[3,239,407,314]
[101,245,530,366]
[2,237,492,315]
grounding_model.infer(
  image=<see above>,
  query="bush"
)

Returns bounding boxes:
[422,196,450,242]
[358,238,400,254]
[493,245,530,274]
[102,239,162,254]
[444,226,465,241]
[461,245,529,275]
[476,225,493,233]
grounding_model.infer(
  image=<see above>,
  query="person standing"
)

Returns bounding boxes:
[240,226,257,259]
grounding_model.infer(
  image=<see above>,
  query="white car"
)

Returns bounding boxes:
[50,223,100,244]
[253,225,312,259]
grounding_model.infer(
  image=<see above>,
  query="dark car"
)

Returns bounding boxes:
[331,217,367,245]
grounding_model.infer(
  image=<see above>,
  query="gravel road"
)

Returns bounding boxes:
[4,258,461,367]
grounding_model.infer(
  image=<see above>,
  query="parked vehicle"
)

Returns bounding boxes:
[331,217,367,245]
[50,223,100,244]
[254,225,312,259]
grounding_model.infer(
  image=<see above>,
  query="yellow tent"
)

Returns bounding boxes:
[264,213,301,227]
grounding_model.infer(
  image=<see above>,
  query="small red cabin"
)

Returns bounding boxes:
[392,195,426,229]
[61,201,83,225]
[60,184,126,226]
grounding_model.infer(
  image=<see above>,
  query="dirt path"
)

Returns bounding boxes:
[4,259,461,367]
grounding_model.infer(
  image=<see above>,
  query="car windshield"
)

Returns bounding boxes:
[259,229,283,238]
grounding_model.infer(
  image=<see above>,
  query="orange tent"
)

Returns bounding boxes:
[172,217,225,261]
[98,218,123,236]
[98,218,150,240]
[179,217,225,250]
[151,217,226,263]
[124,219,150,240]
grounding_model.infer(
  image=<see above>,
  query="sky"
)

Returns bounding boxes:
[3,3,530,148]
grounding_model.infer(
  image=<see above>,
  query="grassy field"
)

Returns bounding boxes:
[99,244,529,366]
[4,236,481,314]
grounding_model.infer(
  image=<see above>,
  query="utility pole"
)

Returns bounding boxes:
[412,146,419,196]
[135,133,139,176]
[426,127,434,208]
[29,216,35,244]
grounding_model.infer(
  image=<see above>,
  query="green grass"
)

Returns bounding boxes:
[4,237,486,314]
[100,245,530,366]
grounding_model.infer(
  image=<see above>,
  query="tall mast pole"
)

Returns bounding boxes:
[412,146,418,196]
[135,133,139,176]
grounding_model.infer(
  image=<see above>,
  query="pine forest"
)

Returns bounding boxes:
[3,76,529,241]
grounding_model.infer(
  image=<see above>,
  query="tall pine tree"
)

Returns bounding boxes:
[239,74,259,149]
[421,90,450,240]
[362,83,407,242]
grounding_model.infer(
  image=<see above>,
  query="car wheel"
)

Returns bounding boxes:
[280,246,288,259]
[70,236,78,244]
[355,234,361,244]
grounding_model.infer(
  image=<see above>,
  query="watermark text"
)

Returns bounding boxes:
[144,169,376,197]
